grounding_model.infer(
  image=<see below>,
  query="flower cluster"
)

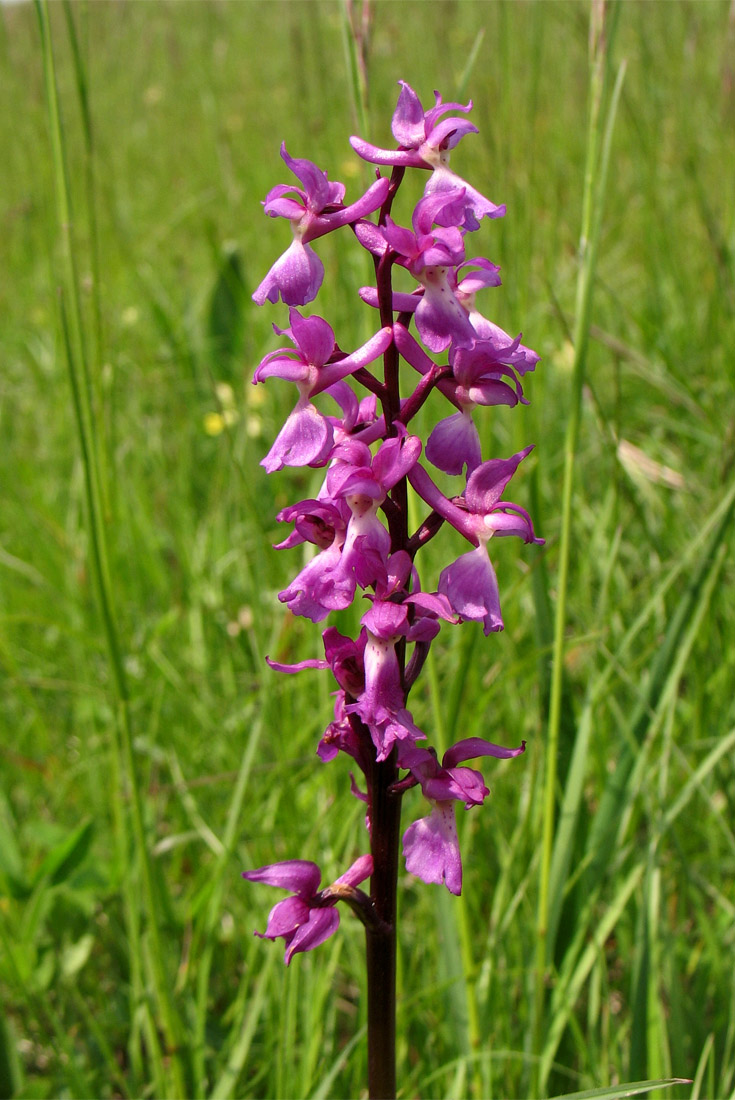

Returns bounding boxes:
[244,82,542,964]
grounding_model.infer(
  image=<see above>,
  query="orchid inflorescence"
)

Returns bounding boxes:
[243,80,543,968]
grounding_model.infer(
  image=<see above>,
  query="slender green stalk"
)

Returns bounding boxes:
[61,0,111,520]
[36,4,187,1094]
[532,2,624,1089]
[340,0,371,140]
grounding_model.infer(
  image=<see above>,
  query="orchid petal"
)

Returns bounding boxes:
[266,656,330,674]
[242,859,322,896]
[421,117,478,152]
[426,410,482,476]
[391,80,427,146]
[288,308,336,367]
[464,446,533,514]
[260,400,334,473]
[252,239,324,307]
[284,908,340,965]
[279,144,331,210]
[403,803,462,895]
[261,896,310,938]
[348,136,427,168]
[439,545,503,635]
[334,853,373,887]
[443,737,527,768]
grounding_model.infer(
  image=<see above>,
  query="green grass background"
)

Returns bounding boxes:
[1,1,734,1097]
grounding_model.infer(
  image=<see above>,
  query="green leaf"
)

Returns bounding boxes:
[60,932,94,978]
[0,1011,23,1099]
[207,245,247,372]
[550,1077,691,1100]
[33,819,94,888]
[0,793,27,898]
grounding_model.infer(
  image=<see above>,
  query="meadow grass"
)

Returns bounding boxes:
[1,1,734,1097]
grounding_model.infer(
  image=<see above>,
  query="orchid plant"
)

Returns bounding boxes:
[244,80,542,1099]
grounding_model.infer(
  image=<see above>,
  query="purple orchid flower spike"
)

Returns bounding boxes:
[399,738,525,894]
[253,307,391,472]
[350,81,505,230]
[246,85,542,1097]
[252,144,390,306]
[243,855,373,965]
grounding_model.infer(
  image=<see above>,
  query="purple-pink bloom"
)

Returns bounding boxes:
[423,167,505,232]
[400,737,525,894]
[347,582,457,761]
[358,190,477,353]
[253,308,391,472]
[394,324,523,475]
[350,81,477,169]
[454,261,539,373]
[253,145,390,306]
[408,446,542,547]
[350,82,505,230]
[357,258,534,374]
[274,496,350,551]
[243,855,373,965]
[278,539,354,622]
[385,191,467,274]
[274,498,356,621]
[408,449,543,633]
[353,599,423,761]
[326,429,422,590]
[424,340,528,475]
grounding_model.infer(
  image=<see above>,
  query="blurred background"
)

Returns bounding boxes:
[1,2,734,1097]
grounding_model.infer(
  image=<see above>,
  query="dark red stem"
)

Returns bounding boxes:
[365,163,408,1100]
[366,747,401,1100]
